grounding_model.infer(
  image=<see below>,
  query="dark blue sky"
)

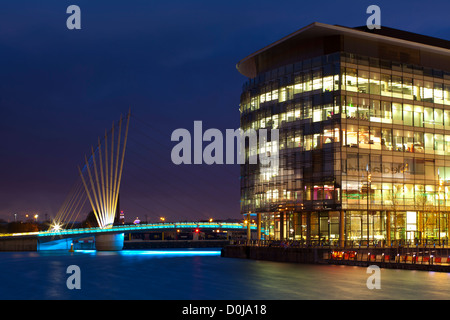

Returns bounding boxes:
[1,0,450,222]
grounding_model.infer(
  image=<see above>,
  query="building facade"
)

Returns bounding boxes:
[238,22,450,245]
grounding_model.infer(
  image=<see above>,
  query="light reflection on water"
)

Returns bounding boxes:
[0,249,449,300]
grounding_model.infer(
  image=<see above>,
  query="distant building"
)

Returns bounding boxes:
[238,22,450,245]
[119,211,125,225]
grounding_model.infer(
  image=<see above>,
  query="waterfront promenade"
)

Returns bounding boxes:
[222,240,450,272]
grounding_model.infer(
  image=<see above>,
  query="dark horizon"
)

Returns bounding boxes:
[1,0,450,223]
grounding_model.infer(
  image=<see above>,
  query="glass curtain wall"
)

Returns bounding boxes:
[241,51,450,243]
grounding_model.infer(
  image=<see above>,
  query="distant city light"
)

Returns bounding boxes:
[50,223,62,232]
[119,211,125,225]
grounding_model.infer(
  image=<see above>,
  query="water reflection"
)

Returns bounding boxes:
[0,250,449,300]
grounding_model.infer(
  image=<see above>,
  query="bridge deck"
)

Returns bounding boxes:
[0,222,259,239]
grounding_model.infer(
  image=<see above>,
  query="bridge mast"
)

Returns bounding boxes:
[78,110,131,229]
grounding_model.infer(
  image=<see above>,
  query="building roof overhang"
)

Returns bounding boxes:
[237,22,450,78]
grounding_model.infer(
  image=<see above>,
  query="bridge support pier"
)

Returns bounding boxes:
[95,233,124,251]
[0,237,38,251]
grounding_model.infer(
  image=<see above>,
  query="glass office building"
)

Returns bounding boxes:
[238,22,450,245]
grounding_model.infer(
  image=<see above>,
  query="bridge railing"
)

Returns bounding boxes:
[0,222,259,238]
[231,239,450,249]
[231,239,337,248]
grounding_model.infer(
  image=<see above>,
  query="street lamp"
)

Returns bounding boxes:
[50,222,62,232]
[34,214,39,223]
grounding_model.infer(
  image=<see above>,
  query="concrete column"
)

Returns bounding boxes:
[257,213,262,241]
[280,212,285,240]
[448,213,450,243]
[386,211,391,246]
[306,212,311,245]
[339,210,345,248]
[246,214,251,243]
[294,212,300,240]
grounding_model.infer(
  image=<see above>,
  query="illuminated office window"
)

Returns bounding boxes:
[445,136,450,155]
[393,129,404,152]
[414,132,424,153]
[370,100,381,120]
[381,101,392,122]
[381,128,393,150]
[357,70,369,93]
[346,125,358,147]
[369,72,381,95]
[403,104,413,126]
[381,74,391,97]
[403,78,413,100]
[435,134,444,155]
[414,106,424,127]
[345,68,358,92]
[424,133,434,154]
[312,69,322,91]
[391,75,403,98]
[404,131,414,153]
[444,84,450,105]
[323,75,334,92]
[304,73,312,91]
[279,87,287,102]
[423,81,434,102]
[370,127,382,150]
[413,78,423,101]
[294,74,303,94]
[444,110,450,129]
[434,108,444,128]
[424,107,434,128]
[358,98,370,120]
[434,83,444,104]
[359,126,370,148]
[392,103,402,124]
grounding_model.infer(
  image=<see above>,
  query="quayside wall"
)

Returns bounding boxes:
[0,237,231,251]
[0,237,38,251]
[221,245,328,263]
[123,240,230,249]
[221,245,450,272]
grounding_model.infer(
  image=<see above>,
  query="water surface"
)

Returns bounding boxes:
[0,249,449,300]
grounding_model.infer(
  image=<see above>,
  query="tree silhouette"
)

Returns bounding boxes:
[82,211,98,228]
